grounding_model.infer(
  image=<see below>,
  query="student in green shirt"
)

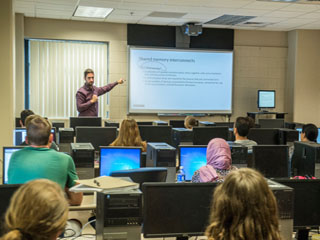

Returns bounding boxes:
[8,115,82,206]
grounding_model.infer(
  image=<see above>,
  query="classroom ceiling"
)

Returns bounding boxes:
[14,0,320,31]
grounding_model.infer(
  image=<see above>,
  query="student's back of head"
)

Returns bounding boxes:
[110,118,146,151]
[234,116,254,137]
[205,168,281,240]
[20,110,34,127]
[1,179,68,240]
[25,115,52,146]
[184,116,198,129]
[302,123,318,142]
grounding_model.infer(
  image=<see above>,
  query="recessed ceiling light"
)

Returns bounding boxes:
[73,6,113,18]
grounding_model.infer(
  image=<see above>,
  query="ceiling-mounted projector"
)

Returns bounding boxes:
[182,23,202,36]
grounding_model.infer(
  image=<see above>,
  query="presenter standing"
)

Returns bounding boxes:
[76,68,124,116]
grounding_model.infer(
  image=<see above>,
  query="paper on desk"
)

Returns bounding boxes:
[75,176,139,190]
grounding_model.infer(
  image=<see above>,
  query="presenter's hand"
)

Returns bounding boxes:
[91,94,98,103]
[117,78,125,84]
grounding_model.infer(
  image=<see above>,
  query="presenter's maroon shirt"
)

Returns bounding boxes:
[76,82,117,116]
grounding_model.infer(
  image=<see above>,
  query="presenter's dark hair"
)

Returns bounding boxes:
[235,117,254,137]
[84,68,94,78]
[205,168,281,240]
[20,109,34,126]
[1,179,68,240]
[25,115,52,146]
[302,123,318,142]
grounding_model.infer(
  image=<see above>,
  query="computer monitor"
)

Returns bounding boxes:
[250,145,289,178]
[137,121,153,126]
[0,184,22,233]
[213,122,234,128]
[142,182,218,238]
[248,128,280,145]
[273,179,320,230]
[13,127,56,146]
[258,119,284,128]
[193,126,229,145]
[169,120,185,128]
[99,147,142,177]
[179,146,207,181]
[257,90,275,109]
[69,117,101,129]
[291,141,320,177]
[76,127,117,151]
[2,146,25,184]
[138,126,173,145]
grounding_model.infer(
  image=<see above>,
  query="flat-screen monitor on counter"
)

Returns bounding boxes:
[75,127,117,151]
[99,147,142,177]
[273,179,320,230]
[69,117,101,129]
[138,125,173,145]
[291,141,320,177]
[193,126,229,145]
[179,145,207,181]
[258,90,275,109]
[0,184,22,224]
[250,145,289,178]
[248,128,280,145]
[142,182,218,238]
[13,128,56,146]
[2,146,25,184]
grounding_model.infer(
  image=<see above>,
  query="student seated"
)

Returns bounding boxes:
[300,123,318,143]
[192,138,237,183]
[184,116,198,129]
[205,168,281,240]
[8,115,82,206]
[110,118,147,152]
[19,110,59,151]
[234,116,257,151]
[0,179,69,240]
[291,123,319,177]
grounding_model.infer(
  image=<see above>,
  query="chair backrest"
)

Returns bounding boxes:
[110,167,168,189]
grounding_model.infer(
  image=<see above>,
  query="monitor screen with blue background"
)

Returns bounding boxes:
[296,128,320,143]
[3,147,25,184]
[99,147,141,176]
[179,146,207,181]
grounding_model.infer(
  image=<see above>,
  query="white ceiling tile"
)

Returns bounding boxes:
[36,14,71,20]
[241,1,290,10]
[111,9,151,16]
[263,11,305,18]
[279,3,320,12]
[248,16,286,23]
[107,14,143,22]
[297,23,320,29]
[230,8,271,16]
[36,3,76,11]
[36,9,73,16]
[296,12,320,19]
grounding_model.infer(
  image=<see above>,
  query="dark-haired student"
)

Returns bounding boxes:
[291,123,318,177]
[233,116,257,151]
[301,123,318,142]
[8,115,82,206]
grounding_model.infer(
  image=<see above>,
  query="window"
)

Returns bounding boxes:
[26,39,109,118]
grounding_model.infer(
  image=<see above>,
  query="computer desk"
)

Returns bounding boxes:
[69,194,96,211]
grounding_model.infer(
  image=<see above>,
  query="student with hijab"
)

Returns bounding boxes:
[191,138,237,183]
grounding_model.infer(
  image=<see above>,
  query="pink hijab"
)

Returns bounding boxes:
[199,138,232,182]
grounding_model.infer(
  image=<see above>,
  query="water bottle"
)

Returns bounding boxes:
[176,166,185,182]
